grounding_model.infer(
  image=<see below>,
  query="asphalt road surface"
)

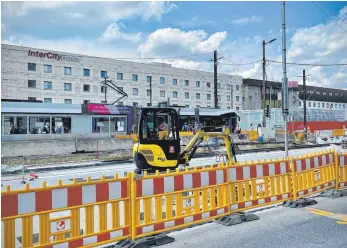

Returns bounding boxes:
[161,196,347,248]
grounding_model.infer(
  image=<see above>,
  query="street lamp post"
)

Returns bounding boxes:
[262,38,277,127]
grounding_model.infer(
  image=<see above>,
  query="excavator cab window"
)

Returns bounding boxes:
[138,108,180,160]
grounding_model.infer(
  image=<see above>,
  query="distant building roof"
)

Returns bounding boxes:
[243,78,283,89]
[297,85,347,103]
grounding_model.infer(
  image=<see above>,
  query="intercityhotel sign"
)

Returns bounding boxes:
[27,50,81,63]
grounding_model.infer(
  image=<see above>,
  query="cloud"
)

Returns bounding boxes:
[99,23,142,43]
[138,28,227,56]
[176,16,216,28]
[232,16,263,25]
[65,12,84,19]
[2,1,73,16]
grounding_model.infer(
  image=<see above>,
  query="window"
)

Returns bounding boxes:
[185,105,190,108]
[44,81,52,90]
[64,99,72,104]
[110,117,127,133]
[64,67,71,75]
[335,93,339,96]
[28,97,36,101]
[52,117,71,134]
[196,81,200,87]
[339,104,342,109]
[28,63,36,71]
[133,102,138,107]
[316,91,320,95]
[92,117,109,133]
[236,107,240,111]
[173,79,177,85]
[308,102,311,107]
[217,83,220,89]
[323,92,326,95]
[29,116,50,134]
[227,84,231,90]
[101,71,107,78]
[335,104,338,108]
[132,74,138,81]
[227,95,231,101]
[132,88,138,95]
[236,96,240,102]
[343,104,345,109]
[173,91,178,98]
[28,80,36,88]
[299,101,302,107]
[83,69,90,77]
[44,98,52,103]
[147,89,151,97]
[329,93,333,96]
[64,83,72,91]
[160,77,165,84]
[160,90,165,97]
[196,105,200,108]
[206,82,211,88]
[101,86,107,93]
[185,92,189,99]
[83,84,90,92]
[236,85,240,91]
[117,72,123,80]
[217,95,221,101]
[313,102,317,107]
[44,64,52,73]
[184,80,189,86]
[3,116,28,134]
[318,102,320,108]
[207,105,211,108]
[84,100,90,104]
[207,94,211,100]
[322,103,325,108]
[196,93,200,99]
[147,76,151,83]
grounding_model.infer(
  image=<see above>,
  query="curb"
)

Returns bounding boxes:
[25,159,132,173]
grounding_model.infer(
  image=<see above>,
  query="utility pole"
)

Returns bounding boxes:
[303,69,307,142]
[104,77,107,103]
[281,1,289,157]
[149,76,152,106]
[214,50,218,109]
[262,40,266,127]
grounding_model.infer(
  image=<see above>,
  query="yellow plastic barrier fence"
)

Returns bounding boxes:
[291,150,336,201]
[3,149,346,247]
[227,158,292,211]
[1,174,131,248]
[130,164,229,240]
[332,129,345,137]
[336,152,347,190]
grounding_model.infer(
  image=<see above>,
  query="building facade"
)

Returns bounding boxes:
[242,78,347,111]
[1,44,243,110]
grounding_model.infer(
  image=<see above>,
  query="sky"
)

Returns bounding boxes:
[1,1,347,89]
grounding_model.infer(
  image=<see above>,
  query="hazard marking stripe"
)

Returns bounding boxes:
[153,178,164,195]
[1,194,18,217]
[36,190,52,212]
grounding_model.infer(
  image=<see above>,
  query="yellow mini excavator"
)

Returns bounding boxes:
[131,107,236,174]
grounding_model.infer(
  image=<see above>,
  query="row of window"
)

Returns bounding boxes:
[304,90,344,97]
[27,80,240,102]
[27,63,240,90]
[299,101,346,109]
[138,89,239,101]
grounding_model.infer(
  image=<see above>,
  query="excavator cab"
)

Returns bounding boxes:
[134,108,181,172]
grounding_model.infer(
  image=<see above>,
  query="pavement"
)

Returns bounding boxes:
[160,196,347,248]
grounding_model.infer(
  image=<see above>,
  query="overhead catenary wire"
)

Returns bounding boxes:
[267,59,347,67]
[312,1,347,32]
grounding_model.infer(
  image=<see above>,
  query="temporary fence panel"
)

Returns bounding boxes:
[227,158,292,211]
[1,175,131,248]
[291,150,336,201]
[131,164,230,240]
[337,152,347,190]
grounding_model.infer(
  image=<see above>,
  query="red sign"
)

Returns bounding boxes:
[56,221,65,230]
[288,81,298,88]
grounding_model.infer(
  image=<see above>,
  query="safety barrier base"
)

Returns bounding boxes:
[214,212,259,226]
[319,189,347,199]
[282,198,318,208]
[109,234,175,248]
